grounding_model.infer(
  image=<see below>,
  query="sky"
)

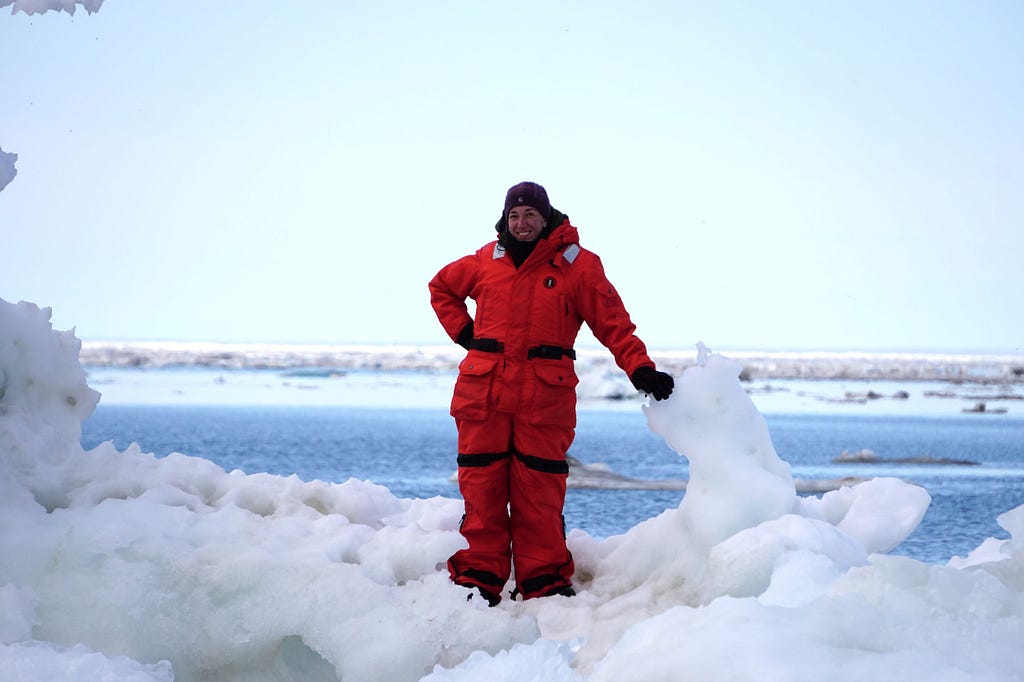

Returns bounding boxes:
[2,1,1022,354]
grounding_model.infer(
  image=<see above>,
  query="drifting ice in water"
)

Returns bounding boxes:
[1,296,1022,681]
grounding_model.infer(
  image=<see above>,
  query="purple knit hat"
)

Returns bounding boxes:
[503,181,552,221]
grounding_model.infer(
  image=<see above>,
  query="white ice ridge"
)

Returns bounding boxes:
[2,296,1023,681]
[0,146,16,193]
[79,339,1024,384]
[1,0,103,14]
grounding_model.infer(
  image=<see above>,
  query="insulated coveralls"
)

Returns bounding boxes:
[429,216,656,600]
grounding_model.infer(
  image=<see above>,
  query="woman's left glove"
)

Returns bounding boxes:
[630,366,674,401]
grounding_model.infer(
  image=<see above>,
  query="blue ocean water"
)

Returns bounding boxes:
[80,405,1024,565]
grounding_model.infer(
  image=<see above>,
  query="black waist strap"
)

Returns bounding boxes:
[467,338,504,353]
[527,345,576,360]
[467,339,574,360]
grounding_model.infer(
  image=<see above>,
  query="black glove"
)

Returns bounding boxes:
[630,366,674,401]
[455,321,474,350]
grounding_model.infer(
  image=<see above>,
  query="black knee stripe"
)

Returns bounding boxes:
[513,451,569,475]
[457,452,511,467]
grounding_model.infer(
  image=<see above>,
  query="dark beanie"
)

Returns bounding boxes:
[503,181,552,222]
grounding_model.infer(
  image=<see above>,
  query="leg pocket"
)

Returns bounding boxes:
[525,362,579,426]
[451,353,500,420]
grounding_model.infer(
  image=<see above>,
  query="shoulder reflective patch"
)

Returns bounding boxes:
[493,244,506,259]
[563,244,581,264]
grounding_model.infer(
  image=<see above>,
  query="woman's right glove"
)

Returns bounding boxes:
[455,321,474,350]
[630,366,674,401]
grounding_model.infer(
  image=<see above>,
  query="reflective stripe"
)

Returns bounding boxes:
[563,244,580,264]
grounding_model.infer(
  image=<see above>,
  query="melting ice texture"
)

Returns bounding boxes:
[1,297,1022,682]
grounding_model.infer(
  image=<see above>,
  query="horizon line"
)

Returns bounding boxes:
[78,339,1024,361]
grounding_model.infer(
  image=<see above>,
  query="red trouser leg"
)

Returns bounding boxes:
[447,414,514,600]
[509,420,576,599]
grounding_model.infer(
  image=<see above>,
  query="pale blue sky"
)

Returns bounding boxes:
[2,1,1022,353]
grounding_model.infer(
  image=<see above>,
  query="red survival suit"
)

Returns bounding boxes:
[429,215,656,602]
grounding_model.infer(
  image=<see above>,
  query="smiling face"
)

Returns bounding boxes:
[506,206,547,242]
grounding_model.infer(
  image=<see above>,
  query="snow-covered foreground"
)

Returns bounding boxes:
[2,297,1022,682]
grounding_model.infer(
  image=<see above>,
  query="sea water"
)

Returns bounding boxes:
[80,401,1024,565]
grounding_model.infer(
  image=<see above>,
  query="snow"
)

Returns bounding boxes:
[2,295,1023,682]
[0,146,16,193]
[0,0,103,15]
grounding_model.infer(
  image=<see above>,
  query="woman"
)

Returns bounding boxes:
[429,181,673,605]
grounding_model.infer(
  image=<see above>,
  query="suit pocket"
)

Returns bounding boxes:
[526,362,579,427]
[451,354,500,420]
